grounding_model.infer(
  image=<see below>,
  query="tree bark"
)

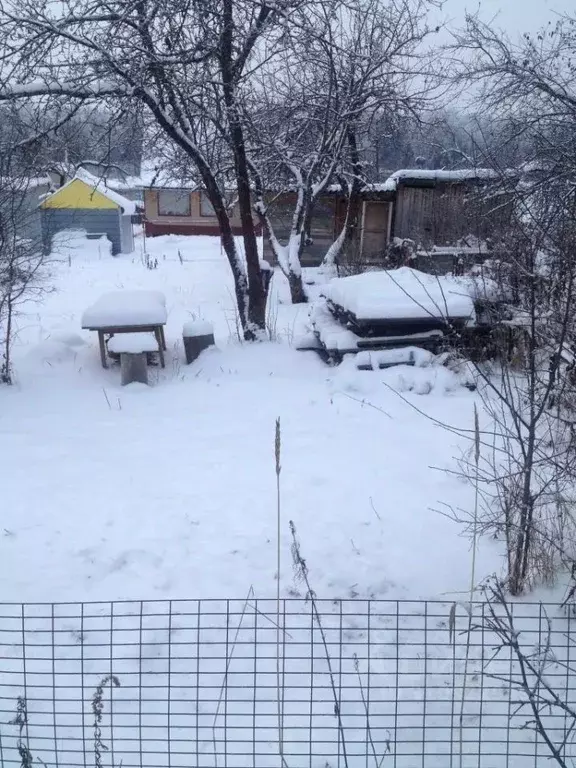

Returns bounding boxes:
[288,269,307,304]
[253,192,307,305]
[324,128,363,268]
[135,89,256,338]
[345,127,363,250]
[220,0,267,338]
[508,272,538,596]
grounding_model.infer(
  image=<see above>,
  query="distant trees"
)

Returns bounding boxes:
[0,103,142,181]
[453,12,576,177]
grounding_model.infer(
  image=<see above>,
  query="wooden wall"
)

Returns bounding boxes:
[393,182,511,247]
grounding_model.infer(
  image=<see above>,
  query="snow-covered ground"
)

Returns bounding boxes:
[0,231,502,603]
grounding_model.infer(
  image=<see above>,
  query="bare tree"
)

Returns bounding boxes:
[473,580,576,767]
[0,0,306,338]
[436,14,576,595]
[452,12,576,178]
[0,147,51,383]
[436,166,576,600]
[247,0,437,301]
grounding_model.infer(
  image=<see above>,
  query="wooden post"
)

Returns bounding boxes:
[154,327,166,368]
[98,331,108,369]
[120,352,148,385]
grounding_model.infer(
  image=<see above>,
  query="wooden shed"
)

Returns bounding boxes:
[143,187,254,237]
[387,169,510,248]
[40,173,136,255]
[260,188,394,266]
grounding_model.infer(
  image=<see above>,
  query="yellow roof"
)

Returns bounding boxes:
[40,178,119,210]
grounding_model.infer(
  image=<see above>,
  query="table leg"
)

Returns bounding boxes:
[160,326,167,351]
[155,328,166,368]
[98,331,108,369]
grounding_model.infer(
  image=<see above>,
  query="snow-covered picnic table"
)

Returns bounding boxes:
[81,290,168,368]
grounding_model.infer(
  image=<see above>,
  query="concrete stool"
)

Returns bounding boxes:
[183,321,215,364]
[107,332,159,385]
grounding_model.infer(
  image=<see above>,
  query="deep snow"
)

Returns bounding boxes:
[0,232,502,603]
[321,267,476,321]
[82,289,167,328]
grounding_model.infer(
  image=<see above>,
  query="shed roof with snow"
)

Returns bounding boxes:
[40,173,135,255]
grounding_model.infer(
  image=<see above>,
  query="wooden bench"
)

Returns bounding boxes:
[107,333,159,385]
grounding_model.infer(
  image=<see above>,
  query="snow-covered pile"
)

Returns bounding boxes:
[82,290,167,328]
[107,332,159,353]
[322,267,476,321]
[309,297,362,351]
[309,296,448,352]
[183,320,214,337]
[52,229,113,259]
[372,168,507,192]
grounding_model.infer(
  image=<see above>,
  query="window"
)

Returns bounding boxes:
[158,189,191,216]
[200,191,216,217]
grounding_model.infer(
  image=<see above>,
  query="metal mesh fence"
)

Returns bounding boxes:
[0,597,573,768]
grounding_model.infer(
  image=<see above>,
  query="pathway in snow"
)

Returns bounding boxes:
[0,233,502,602]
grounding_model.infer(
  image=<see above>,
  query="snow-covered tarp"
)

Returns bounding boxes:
[322,267,476,321]
[81,290,167,328]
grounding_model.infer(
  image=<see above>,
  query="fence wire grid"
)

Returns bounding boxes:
[0,597,573,768]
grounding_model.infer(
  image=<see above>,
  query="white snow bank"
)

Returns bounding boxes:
[183,320,214,337]
[309,298,361,351]
[356,347,434,369]
[25,340,78,365]
[309,296,448,351]
[52,230,114,259]
[333,350,471,395]
[48,331,86,347]
[82,290,167,328]
[384,363,465,395]
[107,332,159,353]
[0,175,53,191]
[322,268,476,321]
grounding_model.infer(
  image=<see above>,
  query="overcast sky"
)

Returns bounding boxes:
[437,0,571,37]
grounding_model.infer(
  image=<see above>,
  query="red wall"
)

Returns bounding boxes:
[144,221,261,237]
